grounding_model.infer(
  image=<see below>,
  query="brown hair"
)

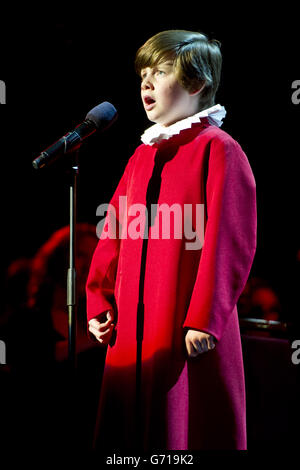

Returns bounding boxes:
[135,30,222,109]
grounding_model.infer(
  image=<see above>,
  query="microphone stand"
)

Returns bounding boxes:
[32,148,80,449]
[63,149,80,450]
[67,149,79,371]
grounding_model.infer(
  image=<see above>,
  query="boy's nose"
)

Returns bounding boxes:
[141,77,154,90]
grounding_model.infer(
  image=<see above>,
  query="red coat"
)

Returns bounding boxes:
[86,120,257,450]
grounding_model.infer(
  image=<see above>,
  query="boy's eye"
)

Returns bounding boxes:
[140,69,166,82]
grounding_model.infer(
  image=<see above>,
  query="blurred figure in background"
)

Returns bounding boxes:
[1,223,105,451]
[26,222,99,361]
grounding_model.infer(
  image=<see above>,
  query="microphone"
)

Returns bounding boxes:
[32,101,118,170]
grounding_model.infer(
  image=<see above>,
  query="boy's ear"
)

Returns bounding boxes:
[189,82,205,96]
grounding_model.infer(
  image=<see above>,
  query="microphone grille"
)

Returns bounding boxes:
[86,101,118,129]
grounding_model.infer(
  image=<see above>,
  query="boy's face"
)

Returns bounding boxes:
[141,61,199,127]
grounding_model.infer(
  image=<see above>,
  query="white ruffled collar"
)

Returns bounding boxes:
[141,104,226,146]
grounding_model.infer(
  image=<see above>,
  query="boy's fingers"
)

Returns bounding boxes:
[89,316,114,332]
[189,347,199,357]
[99,320,114,331]
[88,323,99,334]
[89,318,101,329]
[90,323,114,338]
[101,324,115,335]
[193,340,203,354]
[88,325,101,339]
[186,338,199,357]
[185,338,192,356]
[107,311,113,321]
[89,324,114,344]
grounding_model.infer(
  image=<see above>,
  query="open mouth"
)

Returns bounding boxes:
[144,96,156,109]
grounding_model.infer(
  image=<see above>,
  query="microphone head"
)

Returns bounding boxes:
[86,101,118,130]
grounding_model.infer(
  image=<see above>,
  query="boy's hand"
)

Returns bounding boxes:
[185,329,215,357]
[88,311,115,345]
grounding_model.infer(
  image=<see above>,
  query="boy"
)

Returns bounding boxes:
[86,30,256,450]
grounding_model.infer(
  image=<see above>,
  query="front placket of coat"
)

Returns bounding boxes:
[133,141,178,449]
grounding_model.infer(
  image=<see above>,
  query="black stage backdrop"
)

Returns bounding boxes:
[0,3,299,458]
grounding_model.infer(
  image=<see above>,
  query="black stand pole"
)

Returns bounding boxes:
[67,150,79,370]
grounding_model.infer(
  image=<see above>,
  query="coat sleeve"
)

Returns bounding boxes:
[86,155,134,323]
[182,136,257,341]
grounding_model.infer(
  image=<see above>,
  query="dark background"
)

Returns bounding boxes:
[0,3,299,456]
